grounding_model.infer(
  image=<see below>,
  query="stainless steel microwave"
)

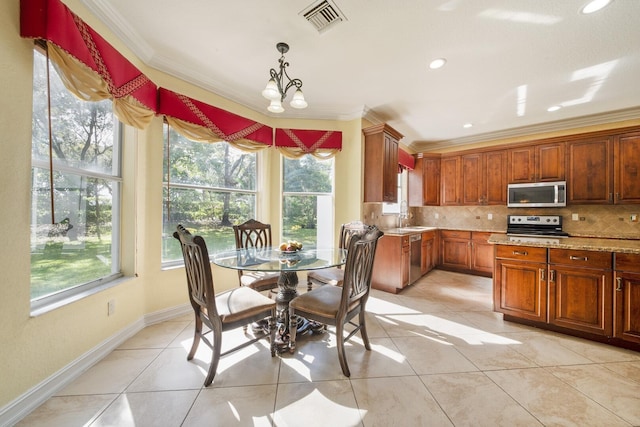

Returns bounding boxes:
[507,181,566,207]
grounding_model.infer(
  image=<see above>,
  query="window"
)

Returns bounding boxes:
[282,155,334,248]
[30,49,122,305]
[162,125,258,264]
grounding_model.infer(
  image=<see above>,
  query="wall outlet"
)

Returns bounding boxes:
[487,213,493,220]
[107,299,115,316]
[632,214,638,222]
[435,213,439,219]
[571,213,579,221]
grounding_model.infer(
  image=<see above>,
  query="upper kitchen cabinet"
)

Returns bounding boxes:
[507,142,565,183]
[461,149,508,205]
[363,123,403,203]
[408,154,440,206]
[567,136,613,204]
[614,131,640,204]
[441,155,462,205]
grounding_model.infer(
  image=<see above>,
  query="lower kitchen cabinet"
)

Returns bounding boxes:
[614,253,640,344]
[494,245,548,323]
[421,230,438,275]
[440,230,494,277]
[548,249,613,336]
[371,234,410,294]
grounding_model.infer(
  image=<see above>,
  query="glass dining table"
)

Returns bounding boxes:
[212,246,347,351]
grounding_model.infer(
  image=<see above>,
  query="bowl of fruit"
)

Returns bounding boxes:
[279,240,303,254]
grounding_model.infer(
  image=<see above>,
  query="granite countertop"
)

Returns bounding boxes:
[488,233,640,254]
[381,226,438,236]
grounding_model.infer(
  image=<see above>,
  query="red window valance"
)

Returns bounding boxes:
[275,128,342,150]
[20,0,157,128]
[158,88,272,148]
[398,148,415,171]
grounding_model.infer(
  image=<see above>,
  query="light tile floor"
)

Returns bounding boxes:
[17,270,640,426]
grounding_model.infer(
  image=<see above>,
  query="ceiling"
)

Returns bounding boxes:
[81,0,640,151]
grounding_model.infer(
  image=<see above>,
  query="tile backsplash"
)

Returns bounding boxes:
[363,203,640,239]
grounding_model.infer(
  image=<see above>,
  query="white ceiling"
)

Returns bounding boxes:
[82,0,640,151]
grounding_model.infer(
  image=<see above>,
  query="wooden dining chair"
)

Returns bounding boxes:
[233,219,280,293]
[288,225,384,377]
[173,225,277,387]
[306,221,367,290]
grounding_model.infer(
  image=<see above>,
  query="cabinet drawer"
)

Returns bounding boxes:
[549,249,612,269]
[496,245,547,263]
[615,253,640,273]
[441,230,471,239]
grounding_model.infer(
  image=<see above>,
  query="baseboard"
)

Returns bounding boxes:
[0,303,191,426]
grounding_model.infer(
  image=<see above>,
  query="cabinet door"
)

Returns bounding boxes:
[614,271,640,344]
[567,137,613,204]
[484,150,507,205]
[471,232,494,275]
[494,259,547,322]
[440,238,470,269]
[401,238,410,287]
[537,142,565,182]
[441,156,461,205]
[614,132,640,204]
[508,147,535,183]
[383,133,399,202]
[423,156,441,206]
[462,153,483,205]
[549,266,613,336]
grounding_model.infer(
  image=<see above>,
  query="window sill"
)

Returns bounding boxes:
[30,275,133,317]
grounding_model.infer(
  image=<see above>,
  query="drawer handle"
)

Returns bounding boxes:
[616,277,623,291]
[550,270,556,282]
[569,255,588,261]
[539,268,546,281]
[513,250,528,256]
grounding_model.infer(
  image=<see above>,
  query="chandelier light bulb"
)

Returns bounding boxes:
[267,99,284,113]
[262,79,280,101]
[289,89,308,109]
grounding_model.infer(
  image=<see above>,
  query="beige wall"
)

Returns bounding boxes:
[0,0,364,410]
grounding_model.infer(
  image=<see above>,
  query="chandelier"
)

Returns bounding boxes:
[261,42,308,113]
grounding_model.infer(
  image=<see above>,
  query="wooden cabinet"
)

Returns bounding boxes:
[440,230,470,270]
[363,123,403,203]
[461,153,483,205]
[421,230,438,275]
[548,249,613,336]
[614,253,640,344]
[408,154,440,206]
[614,132,640,204]
[371,234,410,294]
[471,232,495,275]
[508,142,565,183]
[494,245,548,323]
[484,150,508,205]
[440,155,461,205]
[567,136,612,204]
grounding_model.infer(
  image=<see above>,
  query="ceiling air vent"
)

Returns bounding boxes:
[300,0,347,33]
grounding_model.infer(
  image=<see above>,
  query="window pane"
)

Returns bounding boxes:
[32,52,116,176]
[282,155,334,249]
[31,168,118,299]
[31,49,121,303]
[163,127,256,190]
[283,156,333,193]
[162,187,256,262]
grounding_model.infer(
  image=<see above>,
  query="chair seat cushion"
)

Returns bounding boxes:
[289,285,346,318]
[240,271,280,288]
[308,267,344,286]
[216,286,275,323]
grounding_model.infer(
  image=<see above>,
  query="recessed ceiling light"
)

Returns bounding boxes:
[547,105,562,112]
[581,0,612,14]
[429,58,447,69]
[463,123,473,128]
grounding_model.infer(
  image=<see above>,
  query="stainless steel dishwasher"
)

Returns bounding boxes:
[409,233,421,284]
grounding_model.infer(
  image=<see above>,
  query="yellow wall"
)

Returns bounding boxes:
[0,0,364,409]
